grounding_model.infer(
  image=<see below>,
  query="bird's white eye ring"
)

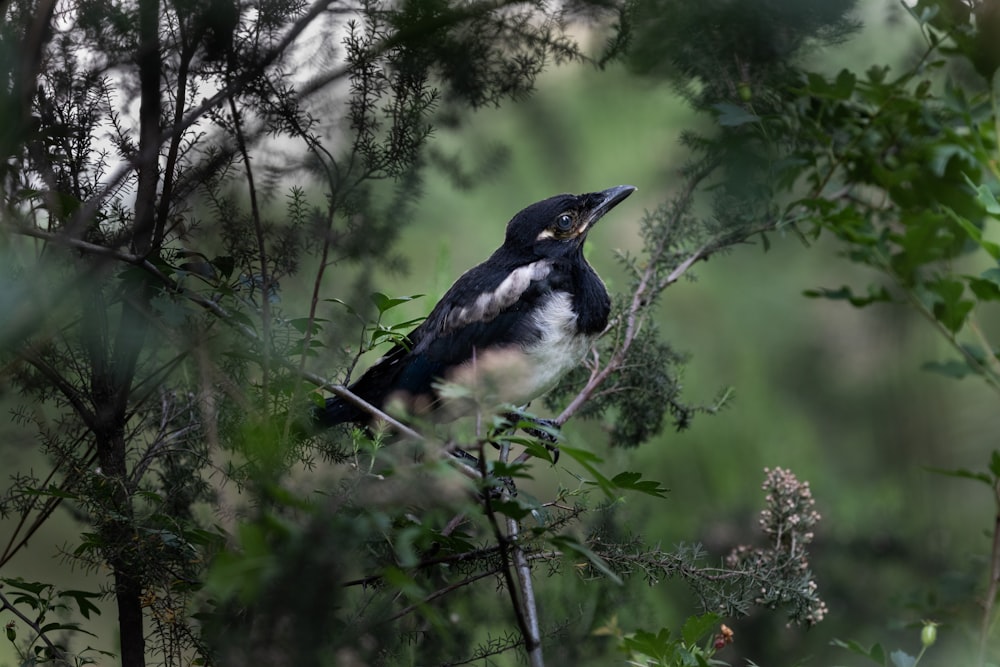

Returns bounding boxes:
[556,214,573,230]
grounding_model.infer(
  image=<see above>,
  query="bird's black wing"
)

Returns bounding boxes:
[317,255,567,424]
[392,256,565,398]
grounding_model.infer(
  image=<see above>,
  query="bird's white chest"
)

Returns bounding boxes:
[519,291,592,399]
[445,292,592,409]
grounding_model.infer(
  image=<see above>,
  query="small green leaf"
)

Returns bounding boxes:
[489,460,533,479]
[1,579,51,596]
[211,255,236,279]
[370,292,423,314]
[559,445,616,498]
[832,69,856,99]
[967,277,1000,301]
[831,638,886,664]
[944,205,1000,258]
[964,174,1000,215]
[990,450,1000,477]
[287,318,326,334]
[518,440,557,464]
[712,103,759,127]
[324,297,359,317]
[5,624,14,641]
[59,590,102,620]
[610,471,669,498]
[981,267,1000,285]
[803,285,892,307]
[890,649,916,667]
[623,627,674,660]
[928,278,973,333]
[926,466,992,485]
[490,499,532,521]
[681,612,720,646]
[921,359,975,379]
[550,535,622,585]
[870,643,886,665]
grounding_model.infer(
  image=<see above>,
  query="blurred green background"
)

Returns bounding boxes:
[334,2,1000,661]
[4,0,1000,664]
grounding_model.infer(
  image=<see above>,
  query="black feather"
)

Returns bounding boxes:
[315,185,635,428]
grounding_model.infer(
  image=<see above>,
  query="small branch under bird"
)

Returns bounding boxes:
[317,185,637,430]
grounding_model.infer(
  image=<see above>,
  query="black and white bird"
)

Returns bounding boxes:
[318,185,636,427]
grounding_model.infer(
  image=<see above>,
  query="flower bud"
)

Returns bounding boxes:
[921,621,938,647]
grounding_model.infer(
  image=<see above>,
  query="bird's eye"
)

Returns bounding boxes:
[556,214,574,231]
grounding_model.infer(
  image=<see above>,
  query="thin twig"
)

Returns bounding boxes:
[556,170,714,426]
[342,544,503,588]
[0,586,69,665]
[380,567,501,624]
[227,92,272,404]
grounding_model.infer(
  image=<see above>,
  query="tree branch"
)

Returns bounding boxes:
[0,585,69,665]
[500,441,544,667]
[478,442,536,660]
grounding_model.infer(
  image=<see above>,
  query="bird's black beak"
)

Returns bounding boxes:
[581,185,637,234]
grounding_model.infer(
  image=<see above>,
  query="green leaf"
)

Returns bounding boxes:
[681,612,720,646]
[518,439,557,464]
[211,255,236,279]
[928,278,973,333]
[921,359,976,379]
[287,317,326,335]
[981,267,1000,285]
[489,460,533,479]
[549,535,622,585]
[832,69,857,99]
[370,292,423,314]
[324,297,360,318]
[943,205,1000,259]
[712,103,759,127]
[926,466,992,485]
[964,174,1000,215]
[490,498,532,521]
[990,450,1000,477]
[1,579,51,596]
[831,638,886,664]
[803,285,892,307]
[59,589,102,620]
[967,276,1000,301]
[610,471,670,498]
[559,445,616,498]
[5,624,14,641]
[890,649,916,667]
[623,628,674,660]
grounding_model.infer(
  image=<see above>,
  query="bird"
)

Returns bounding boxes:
[317,185,636,430]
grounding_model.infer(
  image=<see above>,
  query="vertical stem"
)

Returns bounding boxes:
[84,286,146,667]
[133,0,161,257]
[499,440,544,667]
[101,0,160,661]
[478,443,537,662]
[227,94,271,401]
[978,482,1000,667]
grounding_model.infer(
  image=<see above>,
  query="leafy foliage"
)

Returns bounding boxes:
[6,0,967,664]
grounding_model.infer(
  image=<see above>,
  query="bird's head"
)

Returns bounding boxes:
[502,185,637,257]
